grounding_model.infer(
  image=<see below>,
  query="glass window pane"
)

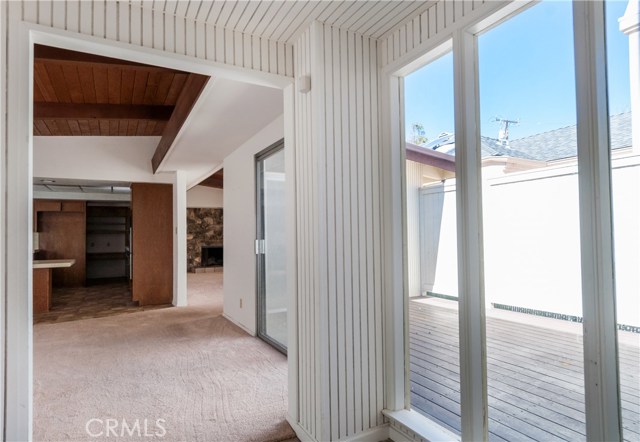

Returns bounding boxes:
[606,1,640,440]
[478,2,586,439]
[405,50,461,435]
[262,148,288,348]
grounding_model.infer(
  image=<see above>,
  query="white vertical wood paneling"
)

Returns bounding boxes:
[293,22,384,442]
[51,0,66,30]
[119,2,131,44]
[105,1,118,41]
[379,0,506,70]
[130,3,142,46]
[20,1,293,78]
[66,1,79,33]
[405,160,425,298]
[224,28,234,64]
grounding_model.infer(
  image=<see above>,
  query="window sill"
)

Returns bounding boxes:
[383,409,460,442]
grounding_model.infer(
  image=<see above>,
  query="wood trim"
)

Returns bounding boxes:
[405,142,456,172]
[151,73,210,172]
[34,102,174,121]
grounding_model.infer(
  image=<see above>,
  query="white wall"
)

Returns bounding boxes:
[223,115,284,335]
[34,137,173,184]
[418,156,640,326]
[187,185,223,208]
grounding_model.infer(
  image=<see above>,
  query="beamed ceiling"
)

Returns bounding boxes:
[200,169,223,189]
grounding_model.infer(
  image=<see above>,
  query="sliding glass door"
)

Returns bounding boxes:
[256,141,287,353]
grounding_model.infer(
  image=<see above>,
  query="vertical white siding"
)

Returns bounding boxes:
[293,21,384,442]
[406,160,427,298]
[21,0,293,77]
[379,0,507,70]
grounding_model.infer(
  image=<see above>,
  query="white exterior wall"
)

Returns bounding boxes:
[223,115,284,335]
[418,157,640,326]
[186,185,223,208]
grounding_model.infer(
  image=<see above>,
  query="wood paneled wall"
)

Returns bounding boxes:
[21,0,293,78]
[293,22,384,441]
[37,204,86,287]
[131,183,173,305]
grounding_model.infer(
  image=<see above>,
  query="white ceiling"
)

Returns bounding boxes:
[158,77,284,187]
[136,0,434,43]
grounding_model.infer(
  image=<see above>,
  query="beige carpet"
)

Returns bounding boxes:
[34,272,295,442]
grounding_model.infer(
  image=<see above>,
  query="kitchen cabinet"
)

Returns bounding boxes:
[34,199,86,287]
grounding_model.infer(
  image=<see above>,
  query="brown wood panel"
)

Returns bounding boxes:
[61,200,85,212]
[131,183,173,306]
[107,67,122,104]
[131,71,149,104]
[77,65,96,103]
[35,200,61,212]
[93,67,109,104]
[33,268,52,314]
[34,63,58,102]
[153,73,175,105]
[120,69,136,105]
[164,74,188,105]
[44,64,72,103]
[37,202,86,288]
[61,65,84,103]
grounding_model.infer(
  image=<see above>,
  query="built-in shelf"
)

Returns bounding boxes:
[85,205,131,282]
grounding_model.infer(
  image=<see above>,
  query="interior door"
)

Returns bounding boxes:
[256,141,287,353]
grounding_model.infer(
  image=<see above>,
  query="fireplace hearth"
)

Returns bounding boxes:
[201,245,223,268]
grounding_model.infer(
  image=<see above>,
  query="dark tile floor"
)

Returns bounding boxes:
[34,282,170,324]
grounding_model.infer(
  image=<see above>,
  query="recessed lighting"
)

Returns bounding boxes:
[40,179,56,183]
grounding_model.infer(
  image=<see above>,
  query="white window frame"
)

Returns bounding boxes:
[382,1,623,440]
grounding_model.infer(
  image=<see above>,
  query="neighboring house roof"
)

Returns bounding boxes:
[509,111,632,161]
[426,134,538,161]
[416,112,632,162]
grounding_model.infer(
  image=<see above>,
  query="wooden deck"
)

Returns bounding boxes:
[409,297,640,442]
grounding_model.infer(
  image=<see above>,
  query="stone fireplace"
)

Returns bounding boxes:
[187,208,223,272]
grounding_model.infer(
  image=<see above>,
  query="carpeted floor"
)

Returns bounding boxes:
[34,272,295,442]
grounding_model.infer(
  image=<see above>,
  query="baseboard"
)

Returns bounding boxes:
[287,417,390,442]
[222,313,256,336]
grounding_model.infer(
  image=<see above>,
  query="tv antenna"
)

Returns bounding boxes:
[493,117,519,145]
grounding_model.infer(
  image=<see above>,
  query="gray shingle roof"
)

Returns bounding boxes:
[429,112,632,162]
[509,112,632,161]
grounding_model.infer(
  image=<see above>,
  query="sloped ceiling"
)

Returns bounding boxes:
[136,0,435,43]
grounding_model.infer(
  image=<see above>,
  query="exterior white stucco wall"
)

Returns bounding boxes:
[223,115,284,335]
[418,155,640,326]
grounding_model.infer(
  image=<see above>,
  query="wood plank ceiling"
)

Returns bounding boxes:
[199,169,223,189]
[33,44,208,138]
[141,1,435,44]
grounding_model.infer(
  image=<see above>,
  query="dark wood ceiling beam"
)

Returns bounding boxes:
[34,44,186,73]
[152,74,210,173]
[34,102,175,121]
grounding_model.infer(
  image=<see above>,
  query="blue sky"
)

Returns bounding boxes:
[404,1,631,143]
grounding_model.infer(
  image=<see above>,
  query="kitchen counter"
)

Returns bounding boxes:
[33,259,76,269]
[33,259,76,313]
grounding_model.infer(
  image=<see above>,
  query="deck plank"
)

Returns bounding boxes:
[409,298,640,441]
